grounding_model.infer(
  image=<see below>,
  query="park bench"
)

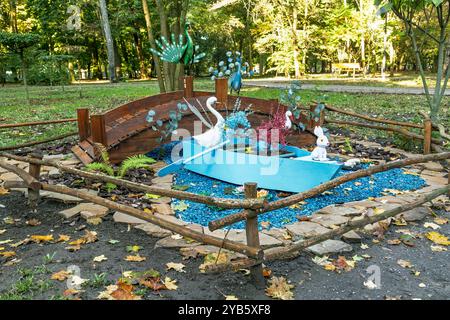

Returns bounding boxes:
[332,63,361,77]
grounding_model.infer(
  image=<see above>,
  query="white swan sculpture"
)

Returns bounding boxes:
[192,97,225,148]
[285,110,293,129]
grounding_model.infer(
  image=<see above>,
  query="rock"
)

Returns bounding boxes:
[59,203,101,219]
[42,188,98,203]
[262,228,292,245]
[0,172,21,183]
[203,228,227,238]
[318,205,364,217]
[310,214,349,227]
[152,175,173,184]
[79,204,109,220]
[422,175,447,186]
[135,223,173,238]
[155,236,199,249]
[154,213,188,226]
[285,221,330,240]
[152,203,173,215]
[399,206,429,222]
[422,161,444,172]
[342,230,362,243]
[48,168,61,177]
[306,240,353,256]
[113,212,147,225]
[225,230,283,249]
[343,200,378,209]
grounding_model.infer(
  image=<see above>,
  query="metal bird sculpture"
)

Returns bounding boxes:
[151,22,205,74]
[229,60,242,95]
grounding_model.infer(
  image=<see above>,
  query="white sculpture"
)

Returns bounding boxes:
[311,126,329,161]
[192,97,225,148]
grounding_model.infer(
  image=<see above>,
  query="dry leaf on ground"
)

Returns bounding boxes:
[265,276,294,300]
[425,231,450,246]
[124,254,146,262]
[166,262,186,273]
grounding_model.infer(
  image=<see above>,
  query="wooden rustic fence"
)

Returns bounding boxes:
[0,150,448,285]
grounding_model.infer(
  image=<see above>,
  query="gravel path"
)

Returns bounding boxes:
[244,80,450,95]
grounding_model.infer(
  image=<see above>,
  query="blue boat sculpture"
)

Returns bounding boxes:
[175,139,343,193]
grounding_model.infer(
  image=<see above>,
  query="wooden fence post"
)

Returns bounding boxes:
[91,114,107,146]
[423,118,432,155]
[244,182,265,288]
[183,76,194,98]
[215,78,228,105]
[28,152,43,209]
[77,108,90,141]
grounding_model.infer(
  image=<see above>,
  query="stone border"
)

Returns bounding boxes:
[0,140,448,258]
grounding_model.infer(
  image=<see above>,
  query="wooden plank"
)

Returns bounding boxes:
[76,108,90,141]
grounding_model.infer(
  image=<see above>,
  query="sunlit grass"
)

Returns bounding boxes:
[0,78,448,148]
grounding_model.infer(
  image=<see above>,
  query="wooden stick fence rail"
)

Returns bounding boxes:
[205,185,450,273]
[0,152,266,210]
[0,118,77,129]
[208,151,450,231]
[0,131,78,152]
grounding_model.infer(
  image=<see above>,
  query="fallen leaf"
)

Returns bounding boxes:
[166,262,186,273]
[110,281,141,300]
[265,276,294,300]
[56,234,71,242]
[30,234,54,243]
[87,217,102,225]
[373,207,384,214]
[171,234,183,240]
[0,239,12,245]
[63,288,82,297]
[0,229,6,235]
[51,270,71,281]
[262,268,272,278]
[418,283,426,288]
[387,239,402,245]
[126,245,141,253]
[324,264,336,271]
[434,217,448,225]
[332,256,354,272]
[225,295,239,300]
[145,193,161,199]
[430,245,447,252]
[199,252,229,273]
[163,277,178,290]
[360,243,369,250]
[0,251,16,258]
[97,285,119,300]
[397,259,413,268]
[392,217,407,226]
[0,187,10,195]
[108,239,120,245]
[424,222,440,230]
[83,230,98,243]
[425,231,450,246]
[26,219,41,226]
[403,170,419,176]
[93,255,108,262]
[260,221,271,229]
[171,201,189,212]
[312,255,331,266]
[124,255,146,262]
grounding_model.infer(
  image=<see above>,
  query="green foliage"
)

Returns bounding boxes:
[117,154,156,177]
[85,162,115,176]
[0,32,40,52]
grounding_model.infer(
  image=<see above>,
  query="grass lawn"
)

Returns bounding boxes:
[0,79,448,150]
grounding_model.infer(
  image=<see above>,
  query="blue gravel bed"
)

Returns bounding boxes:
[148,142,426,230]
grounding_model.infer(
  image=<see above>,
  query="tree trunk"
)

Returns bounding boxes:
[142,0,166,92]
[98,0,116,83]
[293,7,300,78]
[133,32,148,79]
[155,0,173,91]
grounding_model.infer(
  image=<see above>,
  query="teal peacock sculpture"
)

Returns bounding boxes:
[151,22,205,73]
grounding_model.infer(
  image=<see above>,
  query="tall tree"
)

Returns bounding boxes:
[377,0,450,121]
[98,0,116,83]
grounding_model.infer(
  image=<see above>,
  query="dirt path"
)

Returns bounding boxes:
[244,80,450,95]
[0,191,448,300]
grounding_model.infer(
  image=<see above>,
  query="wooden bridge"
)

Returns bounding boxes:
[71,76,323,164]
